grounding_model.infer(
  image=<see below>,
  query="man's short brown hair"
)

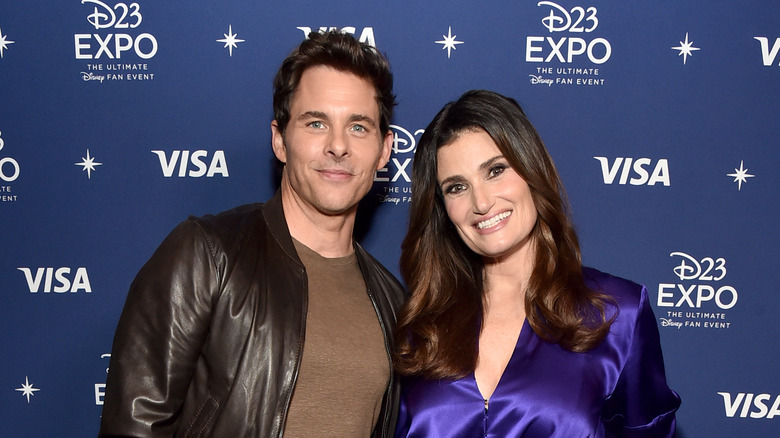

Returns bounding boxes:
[272,30,396,136]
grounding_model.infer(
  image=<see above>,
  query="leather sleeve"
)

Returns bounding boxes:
[99,219,219,437]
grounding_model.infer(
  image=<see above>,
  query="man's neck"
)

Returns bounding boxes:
[280,185,356,258]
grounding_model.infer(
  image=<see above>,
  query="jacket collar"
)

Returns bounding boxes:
[262,189,373,265]
[261,189,304,267]
[263,188,371,258]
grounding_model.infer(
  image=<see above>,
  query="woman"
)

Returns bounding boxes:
[394,90,680,437]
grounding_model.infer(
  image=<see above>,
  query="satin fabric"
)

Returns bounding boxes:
[395,268,680,438]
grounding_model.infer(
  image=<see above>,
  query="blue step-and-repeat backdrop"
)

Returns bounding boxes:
[1,1,778,436]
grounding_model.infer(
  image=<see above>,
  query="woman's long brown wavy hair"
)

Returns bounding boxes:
[395,90,615,379]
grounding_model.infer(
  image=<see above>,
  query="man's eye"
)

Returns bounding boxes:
[309,121,324,129]
[351,124,367,133]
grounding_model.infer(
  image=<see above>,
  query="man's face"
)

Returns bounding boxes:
[272,65,392,218]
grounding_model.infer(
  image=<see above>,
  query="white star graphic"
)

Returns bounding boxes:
[15,377,41,403]
[75,149,103,179]
[217,25,245,57]
[436,27,464,59]
[726,160,755,191]
[671,32,700,65]
[0,26,16,59]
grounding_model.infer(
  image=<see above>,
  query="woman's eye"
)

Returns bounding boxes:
[444,183,466,194]
[488,164,507,178]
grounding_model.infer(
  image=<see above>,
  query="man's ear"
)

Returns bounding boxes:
[271,120,287,163]
[376,130,393,170]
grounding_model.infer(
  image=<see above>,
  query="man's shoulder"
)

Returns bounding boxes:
[354,245,405,299]
[354,245,396,278]
[182,203,267,248]
[189,203,263,230]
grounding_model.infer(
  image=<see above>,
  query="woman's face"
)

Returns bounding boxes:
[436,129,538,264]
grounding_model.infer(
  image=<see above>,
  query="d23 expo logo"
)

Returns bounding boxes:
[1,129,20,202]
[373,124,423,205]
[657,252,738,330]
[95,353,110,405]
[75,0,157,82]
[526,1,610,87]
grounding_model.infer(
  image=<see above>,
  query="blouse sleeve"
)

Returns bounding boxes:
[602,286,681,437]
[393,380,412,438]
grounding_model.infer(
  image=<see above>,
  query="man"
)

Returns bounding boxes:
[99,31,405,437]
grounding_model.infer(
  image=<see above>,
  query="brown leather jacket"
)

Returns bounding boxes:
[99,192,405,437]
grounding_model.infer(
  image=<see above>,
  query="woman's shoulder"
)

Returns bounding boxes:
[582,266,646,315]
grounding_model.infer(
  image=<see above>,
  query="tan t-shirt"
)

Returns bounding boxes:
[282,239,390,437]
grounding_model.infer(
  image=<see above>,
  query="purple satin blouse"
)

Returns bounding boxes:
[395,268,680,438]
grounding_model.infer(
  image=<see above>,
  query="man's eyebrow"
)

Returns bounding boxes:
[297,110,328,121]
[347,114,378,127]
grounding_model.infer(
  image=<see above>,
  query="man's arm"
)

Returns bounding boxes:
[99,220,218,437]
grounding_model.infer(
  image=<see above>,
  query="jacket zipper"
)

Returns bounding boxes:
[365,283,395,437]
[277,265,308,438]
